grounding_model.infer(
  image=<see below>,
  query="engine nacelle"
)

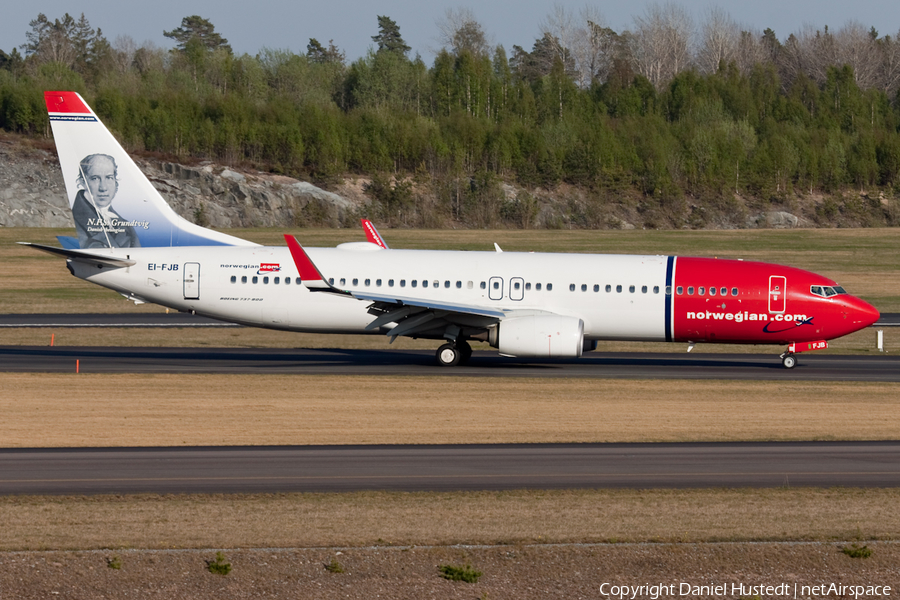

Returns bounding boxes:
[492,315,585,358]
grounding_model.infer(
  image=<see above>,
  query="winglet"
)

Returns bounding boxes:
[283,234,334,290]
[361,219,389,249]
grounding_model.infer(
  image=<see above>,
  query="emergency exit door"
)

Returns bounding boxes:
[184,262,200,300]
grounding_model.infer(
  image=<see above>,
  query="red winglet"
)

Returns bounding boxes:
[283,234,330,289]
[361,219,389,249]
[44,91,91,114]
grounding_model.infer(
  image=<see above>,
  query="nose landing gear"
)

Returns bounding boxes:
[780,353,797,369]
[779,340,828,369]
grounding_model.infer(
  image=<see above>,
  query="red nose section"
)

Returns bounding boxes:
[849,297,880,329]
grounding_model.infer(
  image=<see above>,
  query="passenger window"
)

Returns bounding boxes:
[445,281,450,288]
[412,280,418,288]
[480,282,486,289]
[400,280,406,287]
[653,286,660,294]
[593,284,599,292]
[605,285,611,292]
[629,285,635,293]
[295,277,301,284]
[434,280,440,288]
[676,286,683,295]
[570,284,576,292]
[642,285,648,293]
[687,286,694,295]
[616,285,622,293]
[241,276,247,284]
[274,277,280,284]
[514,282,521,290]
[376,279,382,286]
[720,287,727,296]
[230,275,236,283]
[467,281,473,289]
[536,283,542,291]
[352,278,358,286]
[665,286,672,295]
[526,283,532,290]
[709,287,716,296]
[699,287,705,295]
[493,281,500,290]
[329,278,334,285]
[422,280,427,288]
[365,279,370,286]
[252,276,258,284]
[389,279,394,287]
[340,278,346,286]
[263,276,269,284]
[285,277,290,285]
[731,287,738,296]
[547,283,553,291]
[456,281,462,289]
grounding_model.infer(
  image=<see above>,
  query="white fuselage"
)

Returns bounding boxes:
[72,243,672,341]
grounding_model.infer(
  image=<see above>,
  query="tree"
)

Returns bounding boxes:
[630,2,694,90]
[372,16,410,55]
[696,7,739,75]
[164,16,231,53]
[23,13,77,67]
[436,8,490,58]
[306,38,345,64]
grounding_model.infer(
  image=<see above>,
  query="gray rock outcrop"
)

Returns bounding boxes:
[0,140,357,229]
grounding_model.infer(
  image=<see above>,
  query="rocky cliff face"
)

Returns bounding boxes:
[2,134,853,231]
[0,137,359,229]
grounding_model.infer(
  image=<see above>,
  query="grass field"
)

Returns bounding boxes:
[2,488,898,550]
[2,373,899,447]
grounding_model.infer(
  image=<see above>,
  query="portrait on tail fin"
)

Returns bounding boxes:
[72,154,140,249]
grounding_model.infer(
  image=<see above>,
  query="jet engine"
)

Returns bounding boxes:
[490,315,584,358]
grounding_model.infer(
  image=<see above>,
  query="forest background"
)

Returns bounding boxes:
[2,6,900,230]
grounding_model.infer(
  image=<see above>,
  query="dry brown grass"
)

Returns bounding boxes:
[1,488,898,550]
[1,374,899,447]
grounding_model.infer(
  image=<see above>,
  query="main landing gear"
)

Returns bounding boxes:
[436,340,472,367]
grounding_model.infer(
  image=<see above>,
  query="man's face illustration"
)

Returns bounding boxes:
[84,156,117,208]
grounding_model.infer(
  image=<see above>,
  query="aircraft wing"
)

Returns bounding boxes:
[284,234,511,339]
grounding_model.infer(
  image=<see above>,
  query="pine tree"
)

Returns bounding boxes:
[372,16,410,55]
[164,16,231,53]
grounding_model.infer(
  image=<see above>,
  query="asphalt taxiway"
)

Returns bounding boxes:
[2,442,898,494]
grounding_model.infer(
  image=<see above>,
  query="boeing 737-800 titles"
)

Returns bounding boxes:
[23,91,880,368]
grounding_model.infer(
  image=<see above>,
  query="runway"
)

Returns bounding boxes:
[1,442,898,494]
[2,345,899,380]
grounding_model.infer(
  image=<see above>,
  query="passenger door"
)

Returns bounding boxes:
[768,275,786,314]
[183,262,200,300]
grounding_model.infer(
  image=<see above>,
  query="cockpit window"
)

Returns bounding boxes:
[811,285,847,298]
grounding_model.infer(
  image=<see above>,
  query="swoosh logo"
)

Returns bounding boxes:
[763,316,814,334]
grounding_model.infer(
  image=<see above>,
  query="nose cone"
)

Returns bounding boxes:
[847,296,880,329]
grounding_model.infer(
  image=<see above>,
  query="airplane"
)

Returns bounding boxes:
[22,91,880,369]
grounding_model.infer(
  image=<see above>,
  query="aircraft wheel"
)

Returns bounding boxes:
[436,343,461,367]
[782,354,797,369]
[458,341,473,364]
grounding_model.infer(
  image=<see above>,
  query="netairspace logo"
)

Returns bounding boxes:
[598,582,891,599]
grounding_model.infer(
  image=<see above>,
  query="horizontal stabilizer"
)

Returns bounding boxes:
[18,242,135,267]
